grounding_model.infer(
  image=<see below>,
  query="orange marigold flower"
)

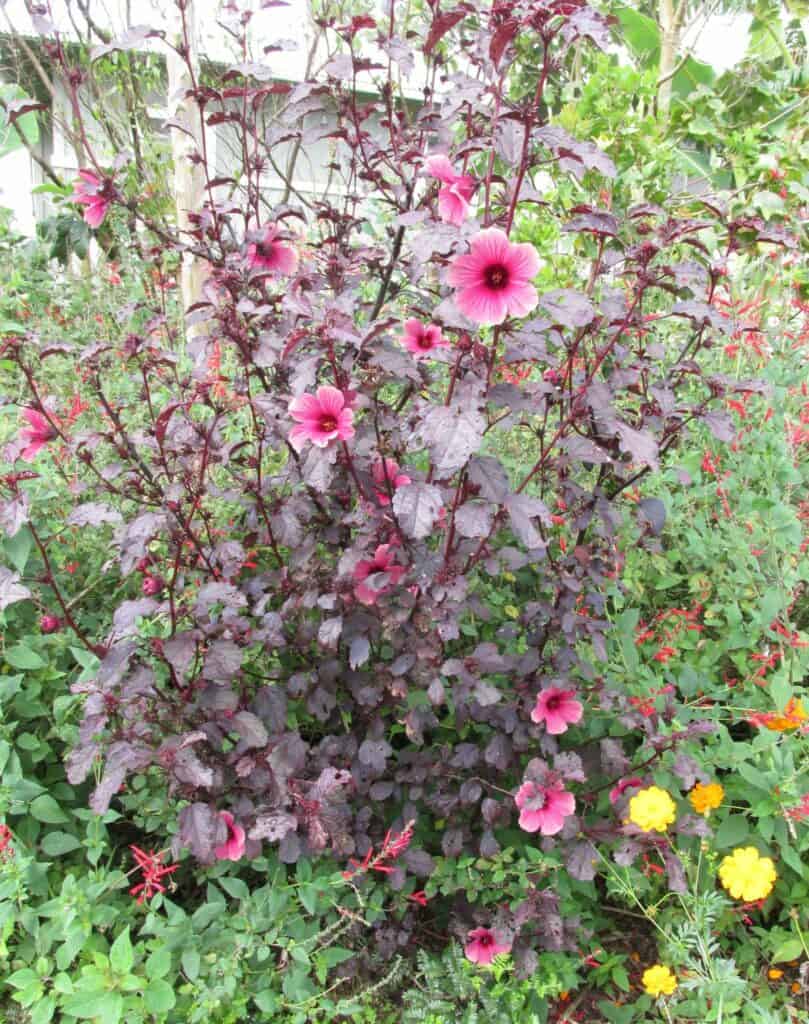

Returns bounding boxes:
[758,699,808,732]
[689,782,724,816]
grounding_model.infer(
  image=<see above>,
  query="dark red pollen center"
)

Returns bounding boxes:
[257,241,275,259]
[320,415,338,432]
[546,695,562,711]
[485,264,509,289]
[417,332,433,349]
[479,933,493,947]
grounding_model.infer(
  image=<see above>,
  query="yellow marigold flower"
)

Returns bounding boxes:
[642,964,677,997]
[689,782,724,816]
[718,846,777,901]
[628,786,677,833]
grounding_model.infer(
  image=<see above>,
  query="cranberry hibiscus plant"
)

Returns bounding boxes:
[2,0,785,959]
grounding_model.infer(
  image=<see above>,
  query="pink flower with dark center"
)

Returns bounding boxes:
[424,154,475,226]
[464,927,511,965]
[40,614,62,634]
[372,458,411,505]
[448,228,540,325]
[214,811,246,861]
[401,319,449,360]
[288,385,355,450]
[353,544,405,605]
[515,779,575,835]
[246,225,298,276]
[530,687,583,735]
[19,408,58,461]
[609,777,644,806]
[70,170,110,228]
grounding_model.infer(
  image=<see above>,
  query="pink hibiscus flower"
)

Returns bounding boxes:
[609,777,644,806]
[19,408,58,461]
[372,458,411,505]
[353,544,406,605]
[464,926,511,965]
[214,811,246,861]
[70,170,110,228]
[515,779,575,836]
[448,228,540,325]
[424,154,475,226]
[246,225,298,276]
[401,319,449,360]
[288,385,355,450]
[530,687,583,735]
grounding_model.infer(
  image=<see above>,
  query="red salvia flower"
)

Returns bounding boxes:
[0,824,14,860]
[129,845,179,904]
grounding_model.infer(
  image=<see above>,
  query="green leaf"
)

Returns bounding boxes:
[41,831,82,855]
[62,991,123,1022]
[30,794,70,824]
[5,644,46,670]
[144,978,176,1013]
[109,927,134,975]
[30,996,56,1024]
[218,875,249,901]
[146,946,172,979]
[181,948,200,981]
[715,814,749,849]
[772,938,804,963]
[3,527,33,573]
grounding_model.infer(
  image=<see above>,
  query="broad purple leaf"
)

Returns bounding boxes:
[358,738,393,773]
[178,803,226,862]
[0,495,29,537]
[230,711,269,749]
[249,811,298,842]
[467,455,510,502]
[638,498,666,536]
[538,289,596,329]
[67,502,123,527]
[0,566,31,611]
[454,501,496,538]
[419,406,485,477]
[393,483,443,539]
[505,494,550,549]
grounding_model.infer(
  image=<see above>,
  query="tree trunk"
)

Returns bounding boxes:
[167,1,207,345]
[658,0,681,116]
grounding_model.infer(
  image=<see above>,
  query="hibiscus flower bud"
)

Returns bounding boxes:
[142,574,165,597]
[40,614,63,634]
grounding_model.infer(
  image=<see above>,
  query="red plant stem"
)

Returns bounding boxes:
[462,289,645,572]
[28,522,103,657]
[504,41,553,236]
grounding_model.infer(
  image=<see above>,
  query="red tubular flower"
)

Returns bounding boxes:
[0,824,14,860]
[129,845,179,904]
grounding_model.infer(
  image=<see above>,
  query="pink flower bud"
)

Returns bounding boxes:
[142,575,164,596]
[40,614,62,634]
